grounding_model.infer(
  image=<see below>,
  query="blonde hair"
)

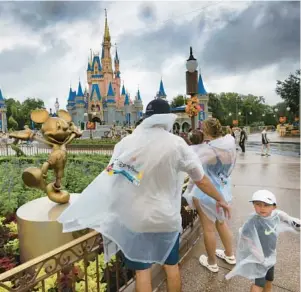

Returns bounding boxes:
[202,118,223,139]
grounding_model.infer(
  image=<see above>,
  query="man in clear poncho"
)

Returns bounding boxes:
[58,98,231,292]
[226,190,300,292]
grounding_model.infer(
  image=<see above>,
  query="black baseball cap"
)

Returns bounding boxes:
[144,98,171,118]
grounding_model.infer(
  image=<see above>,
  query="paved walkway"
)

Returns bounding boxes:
[158,152,300,292]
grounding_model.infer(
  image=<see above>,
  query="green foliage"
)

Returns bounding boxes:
[5,97,45,130]
[208,92,277,126]
[71,139,118,146]
[276,69,300,116]
[8,116,18,131]
[170,95,186,108]
[0,154,111,217]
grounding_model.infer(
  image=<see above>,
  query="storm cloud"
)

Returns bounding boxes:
[0,1,299,109]
[202,1,300,73]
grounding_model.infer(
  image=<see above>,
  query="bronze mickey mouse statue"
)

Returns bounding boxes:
[9,109,83,204]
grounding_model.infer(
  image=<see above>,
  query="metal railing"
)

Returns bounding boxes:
[0,206,197,292]
[0,144,114,157]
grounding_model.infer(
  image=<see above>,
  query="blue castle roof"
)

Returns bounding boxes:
[158,79,166,97]
[0,88,5,108]
[87,62,92,71]
[121,84,126,95]
[0,89,4,102]
[107,82,115,97]
[91,84,101,100]
[124,93,130,105]
[77,81,84,97]
[101,47,104,59]
[115,49,119,63]
[198,73,207,95]
[92,55,102,71]
[67,88,76,103]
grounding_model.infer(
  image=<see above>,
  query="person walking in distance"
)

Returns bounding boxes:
[239,127,247,153]
[261,127,270,156]
[58,98,231,292]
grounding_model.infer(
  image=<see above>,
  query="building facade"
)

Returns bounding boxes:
[66,12,143,129]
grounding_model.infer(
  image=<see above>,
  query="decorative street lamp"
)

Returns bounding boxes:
[185,46,200,130]
[286,107,291,111]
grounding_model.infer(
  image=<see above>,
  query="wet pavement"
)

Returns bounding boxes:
[157,152,300,292]
[247,131,300,144]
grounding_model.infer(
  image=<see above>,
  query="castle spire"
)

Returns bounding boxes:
[198,73,207,95]
[158,79,167,98]
[114,43,119,63]
[104,8,111,42]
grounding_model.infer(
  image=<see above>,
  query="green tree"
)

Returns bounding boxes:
[5,97,45,130]
[208,93,224,122]
[276,69,300,116]
[8,116,18,131]
[170,95,185,108]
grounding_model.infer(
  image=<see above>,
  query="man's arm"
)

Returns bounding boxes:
[194,175,231,219]
[194,175,223,202]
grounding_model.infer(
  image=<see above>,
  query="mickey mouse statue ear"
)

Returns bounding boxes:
[57,110,72,123]
[31,109,50,123]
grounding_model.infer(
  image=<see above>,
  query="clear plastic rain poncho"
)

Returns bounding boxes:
[226,210,300,280]
[58,113,204,264]
[183,134,236,222]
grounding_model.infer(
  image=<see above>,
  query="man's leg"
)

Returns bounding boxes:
[242,140,246,152]
[135,269,152,292]
[124,258,152,292]
[163,264,181,292]
[163,234,181,292]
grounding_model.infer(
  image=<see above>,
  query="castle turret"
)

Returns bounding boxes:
[106,81,116,124]
[198,73,207,96]
[101,9,113,93]
[197,71,209,122]
[54,98,60,114]
[134,88,143,121]
[0,88,7,132]
[124,92,131,125]
[113,45,121,100]
[157,79,167,99]
[67,87,76,111]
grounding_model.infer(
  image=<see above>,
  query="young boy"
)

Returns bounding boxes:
[226,190,300,292]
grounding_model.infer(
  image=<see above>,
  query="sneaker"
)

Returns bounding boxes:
[215,249,236,265]
[199,255,219,273]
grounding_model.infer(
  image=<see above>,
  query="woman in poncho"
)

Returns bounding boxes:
[183,118,237,272]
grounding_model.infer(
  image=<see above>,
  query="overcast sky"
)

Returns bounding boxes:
[0,1,299,111]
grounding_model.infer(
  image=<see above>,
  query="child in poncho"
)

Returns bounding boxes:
[226,190,300,291]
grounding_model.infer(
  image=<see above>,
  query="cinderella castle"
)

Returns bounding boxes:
[66,11,146,129]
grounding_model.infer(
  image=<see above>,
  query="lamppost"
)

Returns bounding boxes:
[185,46,199,130]
[246,111,252,126]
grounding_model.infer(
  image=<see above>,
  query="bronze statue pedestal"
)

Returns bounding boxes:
[17,194,80,263]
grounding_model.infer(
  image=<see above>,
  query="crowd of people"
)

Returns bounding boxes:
[57,98,299,292]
